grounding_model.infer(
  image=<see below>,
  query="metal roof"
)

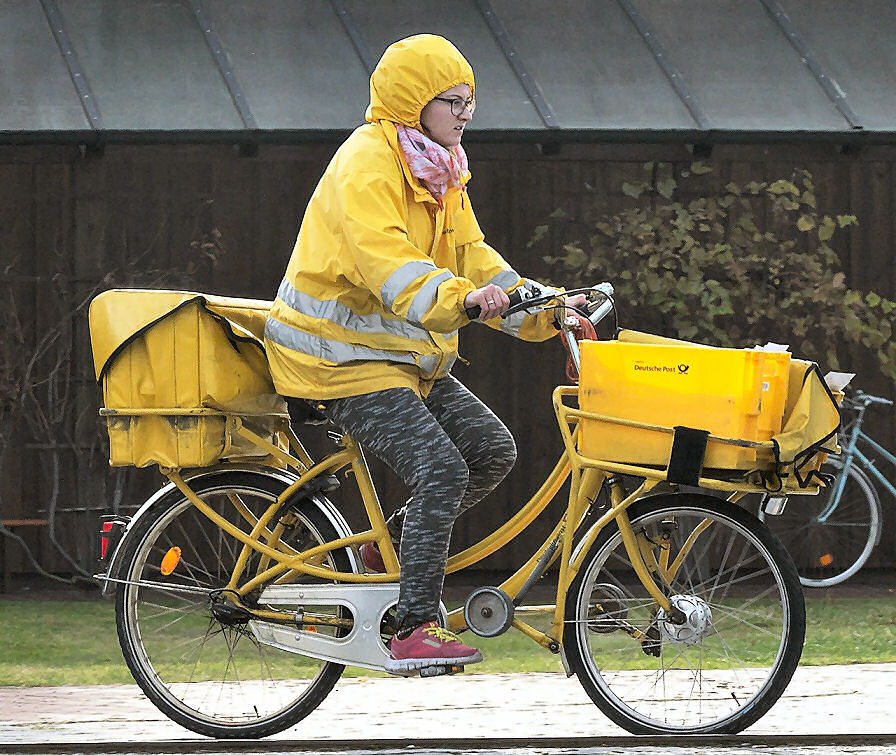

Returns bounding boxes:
[2,0,895,143]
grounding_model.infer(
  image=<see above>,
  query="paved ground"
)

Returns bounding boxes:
[4,577,896,748]
[1,663,894,745]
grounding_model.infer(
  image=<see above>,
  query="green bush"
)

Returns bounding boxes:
[531,162,896,382]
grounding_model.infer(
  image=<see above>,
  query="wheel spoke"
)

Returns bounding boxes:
[116,473,350,737]
[139,605,203,626]
[566,496,803,735]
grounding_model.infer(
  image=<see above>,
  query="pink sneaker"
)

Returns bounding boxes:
[385,621,483,674]
[359,542,387,573]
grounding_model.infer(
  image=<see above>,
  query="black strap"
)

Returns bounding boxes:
[667,426,710,486]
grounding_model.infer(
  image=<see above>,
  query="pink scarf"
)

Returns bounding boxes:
[395,123,468,204]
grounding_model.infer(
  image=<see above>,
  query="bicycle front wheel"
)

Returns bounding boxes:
[759,457,881,588]
[115,469,354,739]
[564,494,805,735]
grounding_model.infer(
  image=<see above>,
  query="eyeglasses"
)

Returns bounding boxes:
[432,96,476,117]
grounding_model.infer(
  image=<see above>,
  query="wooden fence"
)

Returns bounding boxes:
[1,139,894,580]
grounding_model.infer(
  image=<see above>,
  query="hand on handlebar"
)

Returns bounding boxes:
[464,282,615,325]
[564,294,589,314]
[464,285,511,321]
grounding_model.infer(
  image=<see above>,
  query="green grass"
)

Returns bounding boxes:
[1,595,895,686]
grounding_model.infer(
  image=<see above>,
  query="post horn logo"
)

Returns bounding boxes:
[678,364,690,374]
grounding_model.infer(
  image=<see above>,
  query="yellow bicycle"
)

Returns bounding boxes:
[90,284,838,738]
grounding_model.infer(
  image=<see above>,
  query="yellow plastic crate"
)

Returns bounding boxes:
[90,290,287,468]
[577,340,791,470]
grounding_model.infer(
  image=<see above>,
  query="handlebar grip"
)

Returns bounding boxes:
[465,289,523,320]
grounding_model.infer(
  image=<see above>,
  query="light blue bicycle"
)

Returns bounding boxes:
[760,390,894,587]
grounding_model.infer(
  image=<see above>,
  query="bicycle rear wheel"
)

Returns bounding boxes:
[115,469,354,739]
[759,457,881,587]
[564,493,804,735]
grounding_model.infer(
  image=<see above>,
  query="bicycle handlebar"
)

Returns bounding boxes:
[465,283,616,328]
[857,391,894,406]
[464,282,616,378]
[844,390,894,409]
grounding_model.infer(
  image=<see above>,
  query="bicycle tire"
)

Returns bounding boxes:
[563,493,805,735]
[759,457,881,588]
[115,468,354,739]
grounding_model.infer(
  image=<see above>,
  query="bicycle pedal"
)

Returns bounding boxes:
[418,663,464,678]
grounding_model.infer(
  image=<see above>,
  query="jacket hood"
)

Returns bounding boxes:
[365,34,475,131]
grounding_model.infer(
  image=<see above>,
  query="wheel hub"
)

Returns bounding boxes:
[657,594,713,646]
[210,600,253,626]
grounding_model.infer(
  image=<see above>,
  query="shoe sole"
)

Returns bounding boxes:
[384,651,483,674]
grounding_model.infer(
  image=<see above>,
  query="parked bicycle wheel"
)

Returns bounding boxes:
[760,457,882,587]
[115,468,354,739]
[564,494,804,735]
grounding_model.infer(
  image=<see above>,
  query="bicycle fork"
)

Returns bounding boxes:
[559,477,686,638]
[609,484,682,617]
[598,479,703,630]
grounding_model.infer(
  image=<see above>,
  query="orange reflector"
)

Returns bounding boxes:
[819,553,834,567]
[305,625,318,633]
[160,546,182,576]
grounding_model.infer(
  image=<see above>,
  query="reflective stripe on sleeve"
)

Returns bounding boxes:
[499,310,527,338]
[486,269,521,289]
[407,270,454,327]
[381,259,439,309]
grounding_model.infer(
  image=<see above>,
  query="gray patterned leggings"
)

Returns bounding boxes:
[319,375,517,631]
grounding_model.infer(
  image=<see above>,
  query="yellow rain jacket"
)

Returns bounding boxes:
[264,34,558,400]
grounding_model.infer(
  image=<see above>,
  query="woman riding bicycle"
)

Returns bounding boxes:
[264,33,582,674]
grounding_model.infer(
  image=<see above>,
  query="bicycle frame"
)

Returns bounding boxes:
[822,405,896,521]
[157,373,791,657]
[161,427,647,650]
